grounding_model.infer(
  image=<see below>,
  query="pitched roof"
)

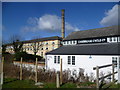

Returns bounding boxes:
[64,25,120,40]
[24,36,62,43]
[46,43,120,55]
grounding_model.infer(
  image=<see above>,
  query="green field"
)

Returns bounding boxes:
[2,78,120,88]
[3,78,38,88]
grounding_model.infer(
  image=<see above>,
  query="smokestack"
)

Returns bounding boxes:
[61,9,65,40]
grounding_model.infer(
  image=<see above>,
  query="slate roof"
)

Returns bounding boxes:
[46,43,120,55]
[64,25,120,40]
[5,36,62,45]
[24,36,62,43]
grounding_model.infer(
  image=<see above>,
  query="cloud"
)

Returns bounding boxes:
[22,14,80,32]
[100,4,119,26]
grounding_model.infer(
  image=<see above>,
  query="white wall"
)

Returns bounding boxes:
[46,55,119,80]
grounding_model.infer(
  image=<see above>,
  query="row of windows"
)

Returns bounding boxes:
[63,37,120,45]
[54,56,75,65]
[63,40,77,45]
[109,37,120,42]
[24,42,55,46]
[24,47,51,51]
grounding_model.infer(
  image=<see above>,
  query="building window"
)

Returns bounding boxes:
[112,57,117,68]
[110,37,112,42]
[73,41,76,44]
[67,41,69,44]
[52,42,55,45]
[58,56,60,64]
[72,56,75,65]
[46,42,48,45]
[113,37,116,41]
[46,47,48,50]
[54,56,57,63]
[68,56,71,64]
[41,48,43,50]
[54,56,60,64]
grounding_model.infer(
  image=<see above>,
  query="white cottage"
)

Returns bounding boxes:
[45,25,120,80]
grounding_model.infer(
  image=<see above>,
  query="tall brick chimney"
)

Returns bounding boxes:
[61,9,65,40]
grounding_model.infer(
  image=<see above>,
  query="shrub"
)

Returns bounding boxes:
[14,51,43,62]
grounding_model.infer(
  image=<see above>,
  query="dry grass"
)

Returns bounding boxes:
[3,62,95,83]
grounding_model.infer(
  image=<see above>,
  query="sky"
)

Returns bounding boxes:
[2,2,119,41]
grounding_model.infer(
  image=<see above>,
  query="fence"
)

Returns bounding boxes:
[93,64,118,89]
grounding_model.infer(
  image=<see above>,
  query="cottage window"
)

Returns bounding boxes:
[112,57,117,68]
[68,56,71,64]
[54,56,60,64]
[72,56,75,65]
[58,56,60,64]
[54,56,57,63]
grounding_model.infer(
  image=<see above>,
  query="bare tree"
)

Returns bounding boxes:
[31,37,41,55]
[9,35,24,54]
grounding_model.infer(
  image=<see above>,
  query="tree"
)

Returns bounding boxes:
[32,39,41,55]
[12,39,23,53]
[9,35,24,54]
[31,36,41,55]
[2,39,8,54]
[2,44,7,54]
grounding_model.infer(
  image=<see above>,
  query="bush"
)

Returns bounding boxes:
[14,52,43,62]
[2,53,14,63]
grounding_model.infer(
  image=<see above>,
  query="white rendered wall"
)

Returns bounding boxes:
[46,55,119,79]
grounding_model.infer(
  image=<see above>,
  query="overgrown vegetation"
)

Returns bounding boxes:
[14,51,43,62]
[3,78,38,88]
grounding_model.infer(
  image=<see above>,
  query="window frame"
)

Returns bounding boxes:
[68,56,71,64]
[72,56,75,65]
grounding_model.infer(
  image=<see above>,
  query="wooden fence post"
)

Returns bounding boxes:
[112,64,115,82]
[20,57,23,80]
[60,58,62,85]
[96,66,99,89]
[0,57,4,85]
[56,71,60,88]
[35,58,38,83]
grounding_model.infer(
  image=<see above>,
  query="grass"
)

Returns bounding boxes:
[3,78,77,88]
[110,83,120,88]
[43,82,77,88]
[3,78,38,88]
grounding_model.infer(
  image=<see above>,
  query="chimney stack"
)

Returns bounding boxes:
[61,9,65,40]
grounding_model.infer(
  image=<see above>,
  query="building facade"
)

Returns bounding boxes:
[6,36,62,58]
[46,26,120,80]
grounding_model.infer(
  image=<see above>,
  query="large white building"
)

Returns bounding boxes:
[46,25,120,80]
